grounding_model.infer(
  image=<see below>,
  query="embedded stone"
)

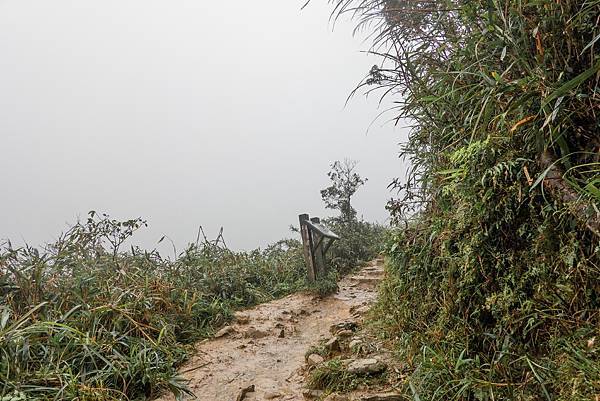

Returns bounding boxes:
[347,358,387,375]
[235,313,251,325]
[324,394,350,401]
[244,327,269,339]
[325,337,340,352]
[214,325,236,338]
[307,353,325,366]
[329,321,357,334]
[302,389,324,399]
[336,329,354,338]
[236,384,255,401]
[361,394,403,401]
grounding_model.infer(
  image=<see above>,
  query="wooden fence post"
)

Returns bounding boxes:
[299,214,316,282]
[310,217,326,280]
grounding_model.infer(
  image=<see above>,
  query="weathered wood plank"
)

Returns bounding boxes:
[310,217,326,280]
[299,214,316,282]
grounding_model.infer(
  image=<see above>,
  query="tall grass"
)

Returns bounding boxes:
[0,213,307,400]
[325,0,600,399]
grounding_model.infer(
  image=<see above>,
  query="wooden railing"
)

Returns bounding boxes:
[298,214,339,282]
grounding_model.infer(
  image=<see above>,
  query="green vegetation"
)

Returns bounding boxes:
[328,0,600,399]
[0,161,384,400]
[308,358,365,392]
[321,159,367,224]
[321,160,387,274]
[325,219,385,275]
[0,212,307,400]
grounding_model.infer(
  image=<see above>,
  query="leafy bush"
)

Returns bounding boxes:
[325,219,386,274]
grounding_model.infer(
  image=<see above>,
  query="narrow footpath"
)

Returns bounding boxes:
[157,259,384,401]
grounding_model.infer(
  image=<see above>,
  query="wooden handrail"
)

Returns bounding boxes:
[298,214,340,282]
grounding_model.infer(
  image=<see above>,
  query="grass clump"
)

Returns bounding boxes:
[305,344,330,360]
[306,269,341,297]
[308,358,388,393]
[328,0,600,399]
[0,212,307,400]
[308,359,361,392]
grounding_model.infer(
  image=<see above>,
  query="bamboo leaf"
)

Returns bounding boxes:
[543,60,600,107]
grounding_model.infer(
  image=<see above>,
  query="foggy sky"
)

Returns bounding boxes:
[0,0,407,252]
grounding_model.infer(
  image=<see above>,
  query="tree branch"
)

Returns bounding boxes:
[540,151,600,237]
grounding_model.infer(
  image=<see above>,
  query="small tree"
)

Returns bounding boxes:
[320,159,367,223]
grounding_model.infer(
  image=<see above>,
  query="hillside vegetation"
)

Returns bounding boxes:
[330,0,600,399]
[0,213,307,400]
[1,162,384,400]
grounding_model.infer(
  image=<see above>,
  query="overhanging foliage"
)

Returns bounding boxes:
[329,0,600,399]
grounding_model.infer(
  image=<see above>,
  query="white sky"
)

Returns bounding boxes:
[0,0,408,252]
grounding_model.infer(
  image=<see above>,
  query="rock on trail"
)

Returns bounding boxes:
[156,259,384,401]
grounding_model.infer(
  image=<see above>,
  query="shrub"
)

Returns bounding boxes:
[325,219,386,274]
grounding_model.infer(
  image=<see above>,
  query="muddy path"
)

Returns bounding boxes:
[157,259,384,401]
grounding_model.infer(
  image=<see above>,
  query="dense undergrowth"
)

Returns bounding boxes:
[326,219,386,275]
[327,0,600,400]
[0,211,383,400]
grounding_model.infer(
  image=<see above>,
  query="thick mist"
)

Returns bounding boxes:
[0,0,407,251]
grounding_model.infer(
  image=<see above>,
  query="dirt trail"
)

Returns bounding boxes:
[157,259,384,401]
